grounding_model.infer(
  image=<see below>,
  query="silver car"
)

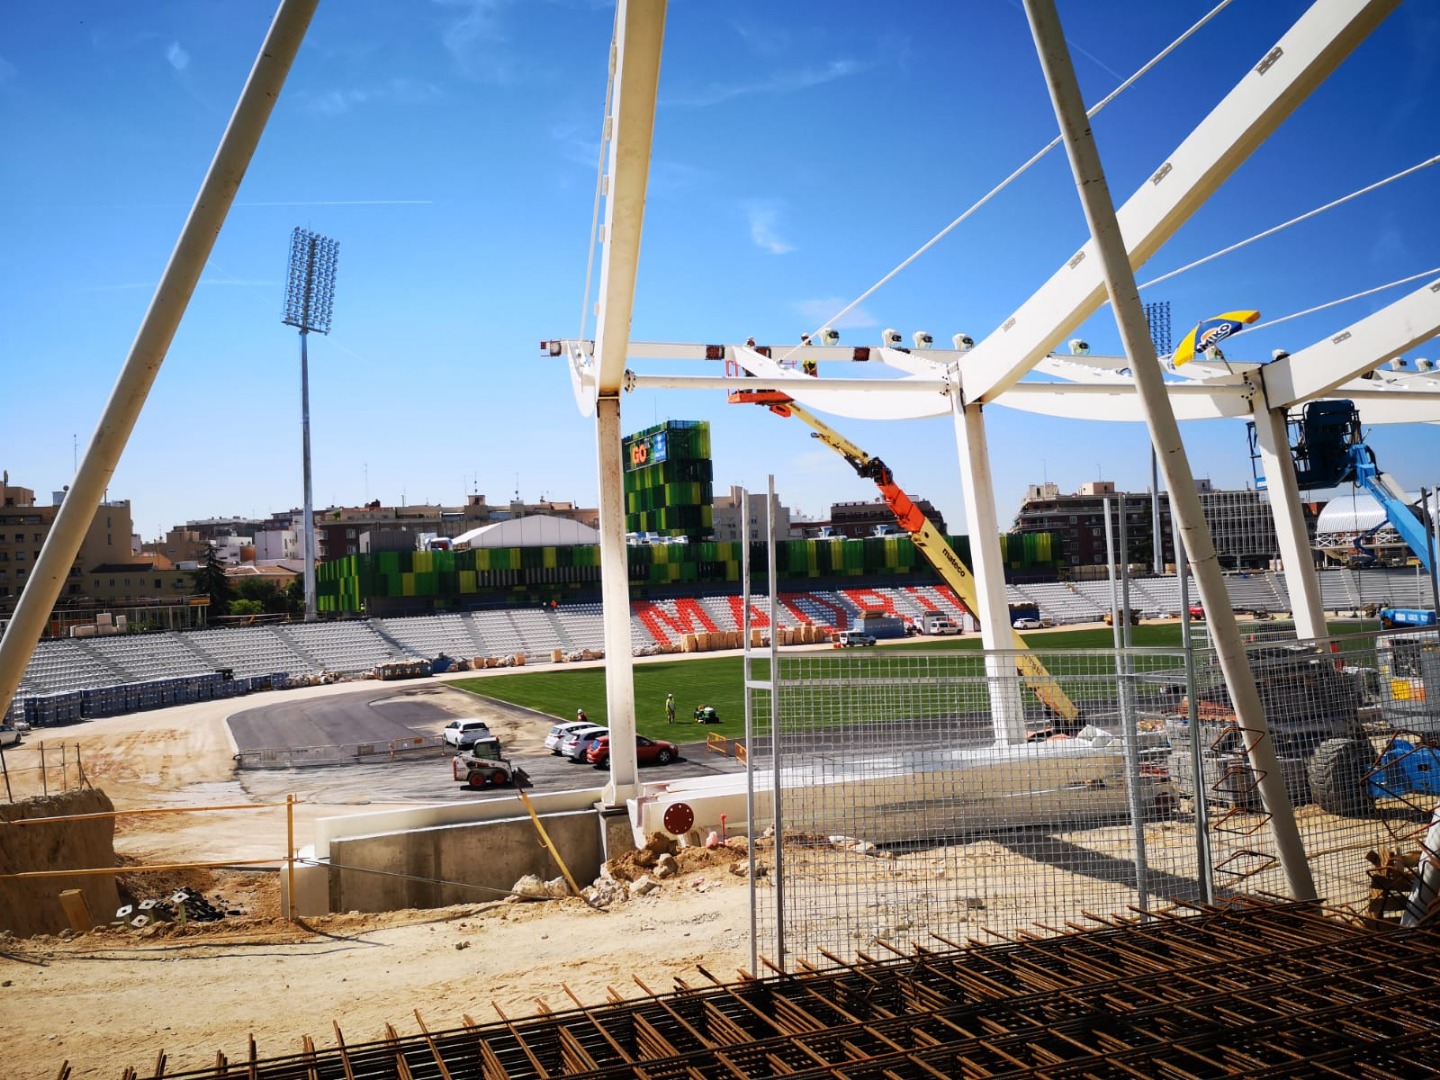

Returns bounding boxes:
[544,720,595,755]
[557,725,608,763]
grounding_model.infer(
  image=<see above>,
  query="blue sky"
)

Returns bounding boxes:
[2,1,1437,543]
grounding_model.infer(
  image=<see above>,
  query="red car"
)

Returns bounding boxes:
[586,734,678,768]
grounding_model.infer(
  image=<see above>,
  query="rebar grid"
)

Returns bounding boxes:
[99,902,1440,1080]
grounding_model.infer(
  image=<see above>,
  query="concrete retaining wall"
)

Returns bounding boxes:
[328,809,605,912]
[1,788,118,937]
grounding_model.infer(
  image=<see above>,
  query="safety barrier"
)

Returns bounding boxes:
[705,733,729,756]
[233,736,448,769]
[0,740,88,802]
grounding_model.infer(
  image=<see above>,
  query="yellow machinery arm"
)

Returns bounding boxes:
[734,389,1079,724]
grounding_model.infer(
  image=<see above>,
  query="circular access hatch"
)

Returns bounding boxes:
[662,801,695,836]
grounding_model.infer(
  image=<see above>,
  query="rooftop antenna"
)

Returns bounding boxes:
[282,226,340,622]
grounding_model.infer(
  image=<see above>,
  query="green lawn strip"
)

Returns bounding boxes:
[451,655,759,741]
[451,620,1380,737]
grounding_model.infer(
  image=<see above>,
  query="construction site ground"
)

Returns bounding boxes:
[0,633,1405,1080]
[0,672,764,1080]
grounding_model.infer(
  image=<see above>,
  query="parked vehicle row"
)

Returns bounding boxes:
[587,734,677,768]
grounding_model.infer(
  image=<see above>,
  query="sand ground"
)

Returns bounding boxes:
[0,677,760,1080]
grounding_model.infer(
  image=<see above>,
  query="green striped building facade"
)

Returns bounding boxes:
[622,420,713,538]
[316,531,1060,614]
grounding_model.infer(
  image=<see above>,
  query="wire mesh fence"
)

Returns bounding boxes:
[747,625,1440,967]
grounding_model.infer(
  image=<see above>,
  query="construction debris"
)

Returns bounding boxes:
[112,887,230,928]
[507,875,568,902]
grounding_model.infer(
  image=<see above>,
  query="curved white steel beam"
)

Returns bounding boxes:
[1261,275,1440,407]
[731,345,953,421]
[959,0,1398,405]
[995,380,1257,422]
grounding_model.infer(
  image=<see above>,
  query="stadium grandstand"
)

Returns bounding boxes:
[9,566,1433,728]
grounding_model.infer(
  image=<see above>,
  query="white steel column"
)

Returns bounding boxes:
[0,0,320,719]
[953,393,1027,745]
[596,397,639,803]
[1251,381,1327,639]
[1024,0,1316,900]
[591,0,666,804]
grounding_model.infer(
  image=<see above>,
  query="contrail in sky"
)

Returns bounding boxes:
[237,199,433,206]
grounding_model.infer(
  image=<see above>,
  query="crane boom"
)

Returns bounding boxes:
[1350,449,1434,575]
[732,388,1080,723]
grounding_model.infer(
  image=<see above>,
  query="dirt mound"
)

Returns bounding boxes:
[1,788,119,937]
[606,832,751,883]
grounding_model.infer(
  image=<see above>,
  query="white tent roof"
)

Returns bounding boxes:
[1316,490,1435,534]
[452,515,599,550]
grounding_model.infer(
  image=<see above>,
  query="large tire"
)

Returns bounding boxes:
[1308,738,1375,816]
[655,749,674,765]
[466,771,487,790]
[491,770,508,786]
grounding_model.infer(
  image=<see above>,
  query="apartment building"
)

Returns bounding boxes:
[0,473,135,614]
[1012,479,1297,572]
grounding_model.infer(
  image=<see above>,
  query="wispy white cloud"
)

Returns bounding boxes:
[165,41,189,72]
[744,200,794,255]
[299,78,443,115]
[237,199,434,207]
[730,20,790,60]
[76,277,276,293]
[434,0,517,83]
[794,297,879,329]
[667,59,870,109]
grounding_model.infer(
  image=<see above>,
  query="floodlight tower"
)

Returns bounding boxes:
[282,227,339,622]
[1144,300,1173,574]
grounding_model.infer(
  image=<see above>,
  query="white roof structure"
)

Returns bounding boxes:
[1316,489,1438,534]
[451,515,599,550]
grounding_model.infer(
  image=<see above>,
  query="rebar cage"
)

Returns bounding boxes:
[747,627,1440,967]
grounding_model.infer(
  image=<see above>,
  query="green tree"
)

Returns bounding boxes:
[229,599,264,618]
[235,578,292,615]
[283,577,305,617]
[193,544,233,615]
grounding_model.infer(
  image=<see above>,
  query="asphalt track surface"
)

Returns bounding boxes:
[229,688,444,751]
[228,686,743,804]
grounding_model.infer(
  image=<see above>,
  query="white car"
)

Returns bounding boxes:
[0,723,21,748]
[441,718,493,748]
[557,725,608,762]
[1012,618,1043,630]
[544,721,595,755]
